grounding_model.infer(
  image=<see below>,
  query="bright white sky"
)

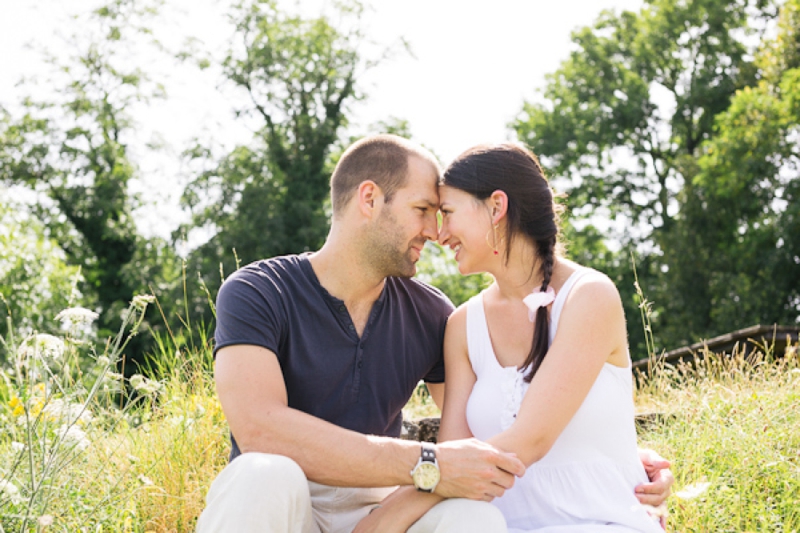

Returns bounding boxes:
[0,0,644,239]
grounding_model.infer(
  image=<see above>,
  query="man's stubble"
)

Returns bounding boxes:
[365,207,424,279]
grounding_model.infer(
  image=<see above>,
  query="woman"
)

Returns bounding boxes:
[357,143,665,533]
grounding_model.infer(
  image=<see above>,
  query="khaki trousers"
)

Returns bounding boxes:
[196,453,508,533]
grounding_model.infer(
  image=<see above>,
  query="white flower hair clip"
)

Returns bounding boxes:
[523,286,555,322]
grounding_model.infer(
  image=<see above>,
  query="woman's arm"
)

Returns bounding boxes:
[355,305,511,533]
[353,487,443,533]
[437,306,477,443]
[488,273,628,465]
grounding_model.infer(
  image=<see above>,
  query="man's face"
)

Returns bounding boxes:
[367,156,440,277]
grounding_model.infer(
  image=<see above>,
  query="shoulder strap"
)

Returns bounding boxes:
[549,268,593,343]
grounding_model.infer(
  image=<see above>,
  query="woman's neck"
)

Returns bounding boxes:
[488,241,554,302]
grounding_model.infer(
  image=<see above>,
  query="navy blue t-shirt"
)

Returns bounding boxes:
[214,253,454,460]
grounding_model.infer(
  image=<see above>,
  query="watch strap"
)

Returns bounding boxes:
[420,444,436,463]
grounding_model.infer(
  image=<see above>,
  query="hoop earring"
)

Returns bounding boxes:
[485,225,500,256]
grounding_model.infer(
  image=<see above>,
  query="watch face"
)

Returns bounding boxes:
[414,462,440,490]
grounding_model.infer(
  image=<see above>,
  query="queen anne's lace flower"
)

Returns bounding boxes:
[43,399,93,426]
[58,424,90,451]
[129,374,162,395]
[18,334,65,361]
[0,479,23,505]
[55,307,99,327]
[131,294,156,311]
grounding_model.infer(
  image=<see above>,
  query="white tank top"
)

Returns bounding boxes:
[464,269,663,532]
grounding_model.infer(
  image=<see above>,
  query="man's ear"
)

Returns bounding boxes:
[357,180,383,218]
[488,190,508,225]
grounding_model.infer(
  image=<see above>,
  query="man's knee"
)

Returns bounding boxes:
[205,453,310,509]
[229,452,308,490]
[198,453,314,533]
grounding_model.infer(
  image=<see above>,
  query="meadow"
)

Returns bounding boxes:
[1,299,798,532]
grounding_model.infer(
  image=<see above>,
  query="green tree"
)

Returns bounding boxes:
[689,0,800,336]
[512,0,799,354]
[180,0,392,315]
[0,1,180,366]
[0,196,83,360]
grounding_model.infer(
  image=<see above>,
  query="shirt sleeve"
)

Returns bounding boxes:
[213,266,286,358]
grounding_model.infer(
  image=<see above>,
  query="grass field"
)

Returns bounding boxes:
[1,305,798,531]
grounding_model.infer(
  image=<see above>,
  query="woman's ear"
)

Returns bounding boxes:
[488,190,508,224]
[356,180,383,218]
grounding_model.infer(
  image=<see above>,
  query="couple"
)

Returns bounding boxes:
[196,135,671,533]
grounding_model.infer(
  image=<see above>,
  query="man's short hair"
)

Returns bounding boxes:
[330,134,440,216]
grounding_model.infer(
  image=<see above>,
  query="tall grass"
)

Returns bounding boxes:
[0,298,228,532]
[635,342,800,532]
[2,293,798,531]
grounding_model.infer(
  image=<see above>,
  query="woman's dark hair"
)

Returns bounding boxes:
[442,143,564,382]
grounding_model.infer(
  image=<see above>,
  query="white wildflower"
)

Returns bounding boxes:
[57,424,90,451]
[55,307,99,327]
[18,334,65,361]
[11,441,25,452]
[129,374,145,389]
[38,514,54,527]
[129,374,162,395]
[137,474,154,486]
[106,371,124,381]
[131,294,156,311]
[96,355,110,367]
[675,481,711,500]
[43,398,93,426]
[0,479,23,505]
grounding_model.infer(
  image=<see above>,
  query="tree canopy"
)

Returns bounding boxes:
[514,0,799,355]
[178,0,387,316]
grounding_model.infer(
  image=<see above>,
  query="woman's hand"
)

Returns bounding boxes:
[353,505,407,533]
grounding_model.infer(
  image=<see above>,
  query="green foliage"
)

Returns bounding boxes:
[0,1,182,369]
[180,0,378,315]
[513,0,799,354]
[0,198,83,360]
[0,297,162,531]
[415,243,492,308]
[636,344,800,530]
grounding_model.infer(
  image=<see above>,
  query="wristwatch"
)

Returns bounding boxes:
[410,443,440,493]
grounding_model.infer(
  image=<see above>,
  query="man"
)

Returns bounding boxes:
[196,135,672,533]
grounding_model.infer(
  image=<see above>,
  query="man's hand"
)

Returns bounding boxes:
[434,438,526,501]
[635,448,673,506]
[636,448,673,529]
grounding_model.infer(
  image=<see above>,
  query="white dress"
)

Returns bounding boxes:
[465,270,663,533]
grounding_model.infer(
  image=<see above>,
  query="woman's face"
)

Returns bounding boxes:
[438,185,495,275]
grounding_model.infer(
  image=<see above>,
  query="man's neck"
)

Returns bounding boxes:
[308,243,386,308]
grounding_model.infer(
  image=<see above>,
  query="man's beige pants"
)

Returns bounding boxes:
[195,453,508,533]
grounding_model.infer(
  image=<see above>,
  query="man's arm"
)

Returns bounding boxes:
[215,344,524,494]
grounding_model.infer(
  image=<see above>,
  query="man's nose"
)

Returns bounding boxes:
[422,213,438,241]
